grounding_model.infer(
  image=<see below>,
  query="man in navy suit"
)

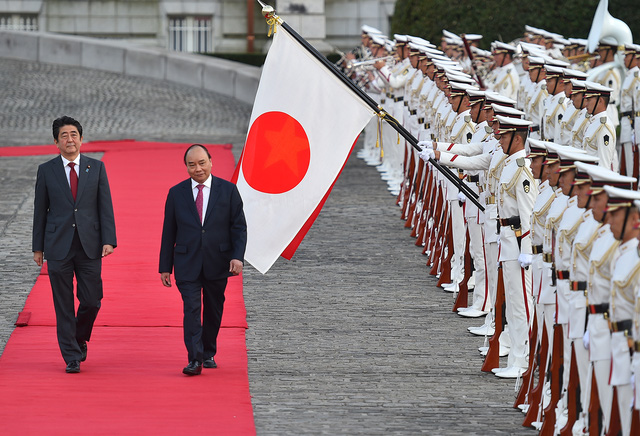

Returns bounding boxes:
[32,116,117,373]
[159,144,247,375]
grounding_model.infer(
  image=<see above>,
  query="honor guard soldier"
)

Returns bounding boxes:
[631,199,640,432]
[540,65,568,141]
[526,139,554,366]
[591,41,622,128]
[582,81,619,171]
[556,71,588,145]
[550,147,598,433]
[619,44,640,177]
[492,116,538,379]
[524,56,548,139]
[569,79,591,150]
[486,41,520,101]
[582,167,636,435]
[602,185,640,436]
[358,34,389,167]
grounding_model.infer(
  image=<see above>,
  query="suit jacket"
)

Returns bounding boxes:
[159,176,247,281]
[32,155,117,260]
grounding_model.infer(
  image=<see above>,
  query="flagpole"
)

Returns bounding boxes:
[256,1,484,212]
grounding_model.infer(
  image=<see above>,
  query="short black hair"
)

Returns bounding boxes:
[184,144,212,164]
[52,116,83,141]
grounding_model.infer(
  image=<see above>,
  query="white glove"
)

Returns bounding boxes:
[457,192,466,203]
[417,140,432,149]
[583,330,590,350]
[418,146,435,162]
[518,253,533,268]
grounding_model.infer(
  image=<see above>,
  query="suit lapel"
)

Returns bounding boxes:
[51,156,75,204]
[203,177,220,225]
[182,180,202,226]
[75,155,90,203]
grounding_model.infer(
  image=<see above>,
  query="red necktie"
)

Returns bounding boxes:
[68,162,78,201]
[195,184,204,224]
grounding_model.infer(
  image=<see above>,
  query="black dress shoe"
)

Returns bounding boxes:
[182,360,202,376]
[65,361,81,373]
[203,357,217,368]
[79,342,87,362]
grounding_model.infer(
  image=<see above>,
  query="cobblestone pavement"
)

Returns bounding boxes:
[0,58,534,434]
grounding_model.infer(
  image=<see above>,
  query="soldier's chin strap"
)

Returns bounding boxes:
[620,207,632,241]
[506,132,516,155]
[455,97,463,114]
[534,68,542,83]
[550,78,558,96]
[591,95,601,115]
[585,192,592,209]
[474,107,481,124]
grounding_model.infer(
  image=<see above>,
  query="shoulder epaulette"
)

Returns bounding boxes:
[464,115,471,123]
[485,126,493,134]
[516,157,525,167]
[559,96,565,104]
[600,117,607,124]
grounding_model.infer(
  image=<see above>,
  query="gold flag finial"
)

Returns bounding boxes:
[258,1,281,37]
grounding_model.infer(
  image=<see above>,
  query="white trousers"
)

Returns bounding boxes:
[502,259,533,368]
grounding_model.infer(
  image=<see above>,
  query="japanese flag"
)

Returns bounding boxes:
[234,25,376,274]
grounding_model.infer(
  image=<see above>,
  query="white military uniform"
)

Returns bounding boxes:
[542,93,567,142]
[583,111,618,171]
[569,207,602,428]
[497,149,538,369]
[486,62,520,101]
[609,238,640,436]
[619,67,640,176]
[586,225,619,432]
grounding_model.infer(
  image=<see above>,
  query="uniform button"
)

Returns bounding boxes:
[74,208,78,212]
[72,224,76,227]
[202,230,205,234]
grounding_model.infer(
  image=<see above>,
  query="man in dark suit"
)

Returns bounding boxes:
[159,144,247,376]
[32,116,117,373]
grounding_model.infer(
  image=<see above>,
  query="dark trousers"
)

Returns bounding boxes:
[176,274,227,363]
[47,231,102,363]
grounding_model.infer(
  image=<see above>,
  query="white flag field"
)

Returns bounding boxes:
[233,24,376,274]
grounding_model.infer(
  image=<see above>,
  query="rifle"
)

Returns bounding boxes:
[429,198,448,274]
[523,322,549,427]
[405,157,425,226]
[436,212,454,287]
[396,143,410,206]
[481,264,506,372]
[539,323,564,435]
[588,370,602,435]
[606,388,621,436]
[559,343,580,435]
[515,313,538,408]
[461,34,486,89]
[400,148,417,218]
[452,228,472,311]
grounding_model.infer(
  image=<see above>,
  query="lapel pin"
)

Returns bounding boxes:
[86,165,90,173]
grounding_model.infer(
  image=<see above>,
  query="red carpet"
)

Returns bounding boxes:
[0,141,255,435]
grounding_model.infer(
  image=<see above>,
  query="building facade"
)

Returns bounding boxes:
[0,0,395,54]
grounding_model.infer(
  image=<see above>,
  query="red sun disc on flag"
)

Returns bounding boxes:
[242,111,311,194]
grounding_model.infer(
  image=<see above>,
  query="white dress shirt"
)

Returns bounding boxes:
[191,174,212,225]
[60,154,81,187]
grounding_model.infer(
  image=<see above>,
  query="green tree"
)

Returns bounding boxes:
[391,0,639,49]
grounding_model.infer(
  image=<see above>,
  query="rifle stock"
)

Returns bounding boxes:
[559,344,580,435]
[539,323,564,435]
[481,266,505,372]
[523,322,549,427]
[515,314,538,408]
[452,228,471,311]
